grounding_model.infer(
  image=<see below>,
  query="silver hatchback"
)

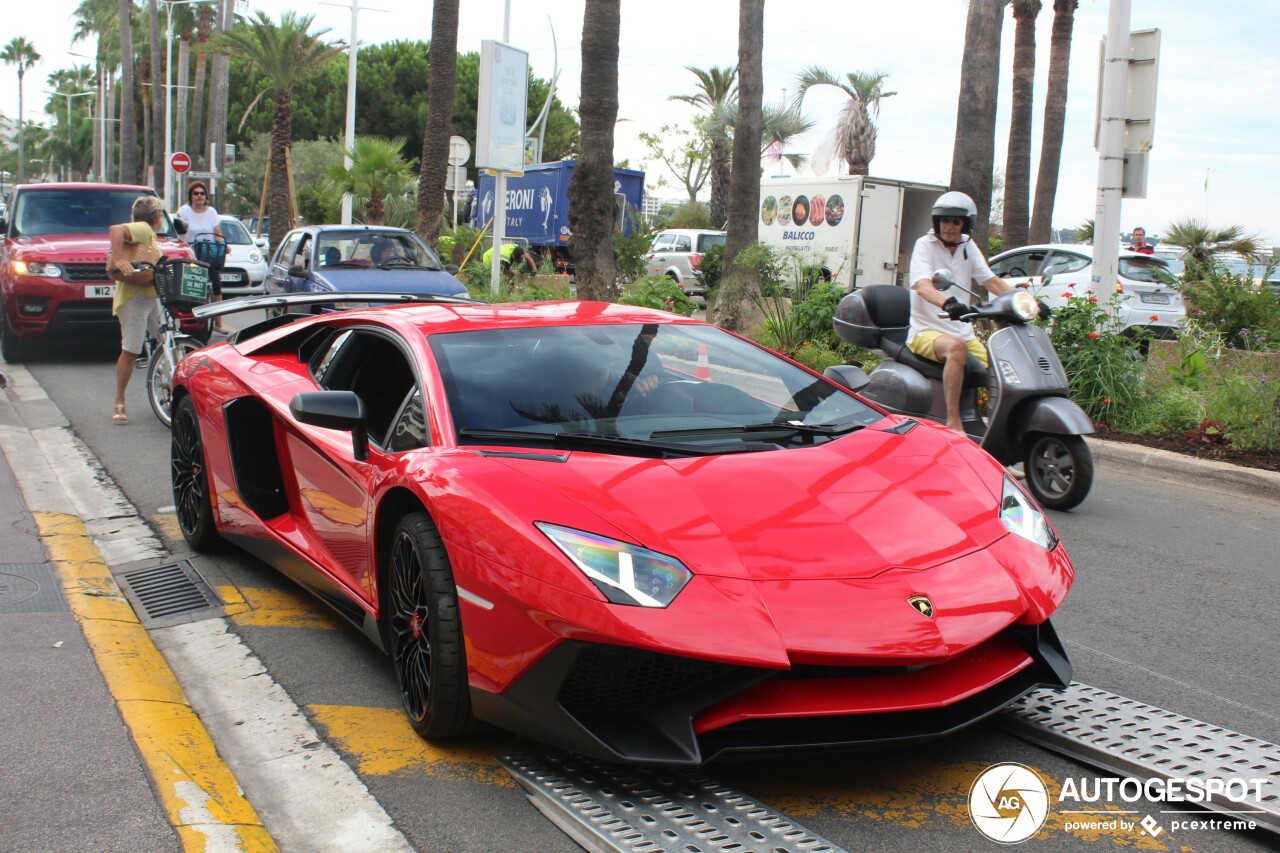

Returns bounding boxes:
[645,229,726,301]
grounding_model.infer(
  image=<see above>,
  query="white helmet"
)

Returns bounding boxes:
[932,191,977,236]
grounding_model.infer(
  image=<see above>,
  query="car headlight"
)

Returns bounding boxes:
[248,250,262,263]
[1000,476,1057,550]
[13,260,63,278]
[1011,291,1040,321]
[536,522,693,607]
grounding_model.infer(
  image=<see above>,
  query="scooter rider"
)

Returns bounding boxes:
[906,191,1014,433]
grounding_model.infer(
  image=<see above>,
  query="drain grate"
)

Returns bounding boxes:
[0,564,69,613]
[999,681,1280,833]
[117,560,222,627]
[500,752,845,853]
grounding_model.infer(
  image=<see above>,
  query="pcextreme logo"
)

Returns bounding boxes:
[968,763,1050,844]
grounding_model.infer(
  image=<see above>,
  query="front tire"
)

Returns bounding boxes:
[1,315,29,363]
[170,395,222,551]
[1023,433,1093,511]
[147,335,202,428]
[385,512,477,739]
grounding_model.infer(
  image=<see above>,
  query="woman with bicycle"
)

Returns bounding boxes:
[107,196,166,425]
[177,180,226,332]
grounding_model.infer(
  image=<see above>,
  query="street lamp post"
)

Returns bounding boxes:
[321,0,388,225]
[43,89,94,176]
[163,0,203,211]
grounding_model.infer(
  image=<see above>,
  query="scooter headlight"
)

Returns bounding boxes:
[1000,476,1058,550]
[1011,291,1040,321]
[536,522,693,607]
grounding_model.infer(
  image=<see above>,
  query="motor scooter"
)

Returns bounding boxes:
[827,270,1095,510]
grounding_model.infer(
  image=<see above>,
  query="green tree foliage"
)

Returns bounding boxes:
[1162,218,1268,266]
[327,135,416,225]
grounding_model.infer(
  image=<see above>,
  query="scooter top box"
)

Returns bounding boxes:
[833,285,910,350]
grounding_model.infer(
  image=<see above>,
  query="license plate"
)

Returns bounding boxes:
[85,285,115,298]
[1140,292,1170,304]
[221,272,245,283]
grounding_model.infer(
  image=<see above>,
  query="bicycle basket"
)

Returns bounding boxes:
[154,260,212,308]
[193,238,227,269]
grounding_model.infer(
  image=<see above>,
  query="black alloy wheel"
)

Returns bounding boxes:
[385,512,477,739]
[1023,433,1094,511]
[170,396,223,550]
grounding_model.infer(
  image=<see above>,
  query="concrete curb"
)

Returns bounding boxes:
[1089,437,1280,503]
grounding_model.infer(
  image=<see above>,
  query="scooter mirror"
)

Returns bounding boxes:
[931,269,956,290]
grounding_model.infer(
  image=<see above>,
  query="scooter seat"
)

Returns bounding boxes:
[893,345,989,388]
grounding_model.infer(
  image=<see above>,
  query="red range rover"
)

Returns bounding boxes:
[0,182,200,362]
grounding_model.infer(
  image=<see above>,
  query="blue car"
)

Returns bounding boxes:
[263,226,468,312]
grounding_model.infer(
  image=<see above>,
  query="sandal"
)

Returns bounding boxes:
[112,404,129,425]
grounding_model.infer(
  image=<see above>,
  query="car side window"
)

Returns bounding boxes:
[991,251,1045,278]
[315,330,422,450]
[273,234,300,267]
[387,388,427,452]
[1043,252,1090,276]
[672,236,692,252]
[650,234,674,252]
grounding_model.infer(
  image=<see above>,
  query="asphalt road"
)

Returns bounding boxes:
[12,332,1280,853]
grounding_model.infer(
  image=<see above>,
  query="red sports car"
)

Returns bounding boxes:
[171,296,1074,765]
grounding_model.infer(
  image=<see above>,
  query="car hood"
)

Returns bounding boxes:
[311,267,466,295]
[476,422,1008,582]
[9,233,191,261]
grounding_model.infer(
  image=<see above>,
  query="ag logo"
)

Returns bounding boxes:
[969,763,1049,844]
[907,594,934,618]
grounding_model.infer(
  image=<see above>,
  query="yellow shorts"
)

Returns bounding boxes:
[906,332,989,367]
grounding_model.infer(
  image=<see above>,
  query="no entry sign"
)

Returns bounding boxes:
[170,151,192,173]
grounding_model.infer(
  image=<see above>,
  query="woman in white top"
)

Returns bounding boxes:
[176,180,227,332]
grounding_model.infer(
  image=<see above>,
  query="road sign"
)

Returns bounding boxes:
[170,151,191,174]
[185,171,219,179]
[448,135,471,166]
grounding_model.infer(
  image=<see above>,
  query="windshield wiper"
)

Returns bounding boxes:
[457,427,753,457]
[652,417,867,440]
[379,258,433,269]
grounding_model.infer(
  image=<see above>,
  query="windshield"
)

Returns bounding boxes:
[315,230,444,270]
[432,323,883,453]
[1118,255,1170,283]
[220,218,253,245]
[9,188,180,238]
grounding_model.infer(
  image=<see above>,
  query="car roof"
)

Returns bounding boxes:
[994,243,1164,261]
[13,182,154,193]
[658,228,725,236]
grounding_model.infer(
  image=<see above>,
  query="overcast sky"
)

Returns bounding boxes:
[7,1,1280,244]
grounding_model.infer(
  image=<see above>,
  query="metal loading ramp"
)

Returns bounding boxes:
[499,752,846,853]
[998,681,1280,833]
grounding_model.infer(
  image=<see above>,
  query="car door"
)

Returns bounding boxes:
[1038,249,1092,308]
[646,232,676,277]
[285,327,423,603]
[264,232,301,296]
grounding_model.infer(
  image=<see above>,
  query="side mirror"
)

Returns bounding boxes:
[254,236,268,249]
[173,216,189,236]
[288,264,307,278]
[444,263,459,274]
[289,391,369,461]
[0,215,8,233]
[823,364,871,392]
[931,268,956,290]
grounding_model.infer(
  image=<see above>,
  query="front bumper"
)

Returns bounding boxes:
[469,620,1071,766]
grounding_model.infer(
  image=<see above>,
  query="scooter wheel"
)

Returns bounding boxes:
[1023,433,1093,511]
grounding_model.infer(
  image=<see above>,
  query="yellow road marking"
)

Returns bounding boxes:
[153,511,183,545]
[310,705,520,787]
[35,511,277,853]
[219,585,346,631]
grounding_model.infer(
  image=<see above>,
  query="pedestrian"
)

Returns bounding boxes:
[1128,226,1155,254]
[177,181,227,331]
[106,196,165,425]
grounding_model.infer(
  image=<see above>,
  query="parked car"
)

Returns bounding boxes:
[173,296,1075,765]
[645,228,726,302]
[0,182,201,362]
[214,215,268,296]
[988,243,1183,337]
[262,226,467,312]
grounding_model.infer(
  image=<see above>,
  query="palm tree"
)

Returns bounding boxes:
[2,37,42,183]
[329,136,416,225]
[1162,219,1268,267]
[708,100,815,172]
[117,0,137,183]
[1002,0,1041,250]
[415,0,460,250]
[206,0,235,180]
[671,66,737,228]
[216,11,343,250]
[188,2,215,163]
[950,0,1008,251]
[566,0,621,302]
[794,67,896,176]
[712,0,765,334]
[74,0,119,180]
[1029,0,1078,244]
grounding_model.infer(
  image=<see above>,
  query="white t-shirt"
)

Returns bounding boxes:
[907,231,995,343]
[178,204,221,243]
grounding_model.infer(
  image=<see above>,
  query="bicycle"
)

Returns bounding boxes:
[132,258,212,428]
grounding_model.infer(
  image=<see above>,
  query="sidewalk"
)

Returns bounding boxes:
[0,441,179,853]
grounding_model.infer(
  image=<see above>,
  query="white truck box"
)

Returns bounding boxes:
[758,175,945,289]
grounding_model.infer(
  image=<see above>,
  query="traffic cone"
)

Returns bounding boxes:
[695,343,712,380]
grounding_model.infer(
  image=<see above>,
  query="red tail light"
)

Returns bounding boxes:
[690,253,703,269]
